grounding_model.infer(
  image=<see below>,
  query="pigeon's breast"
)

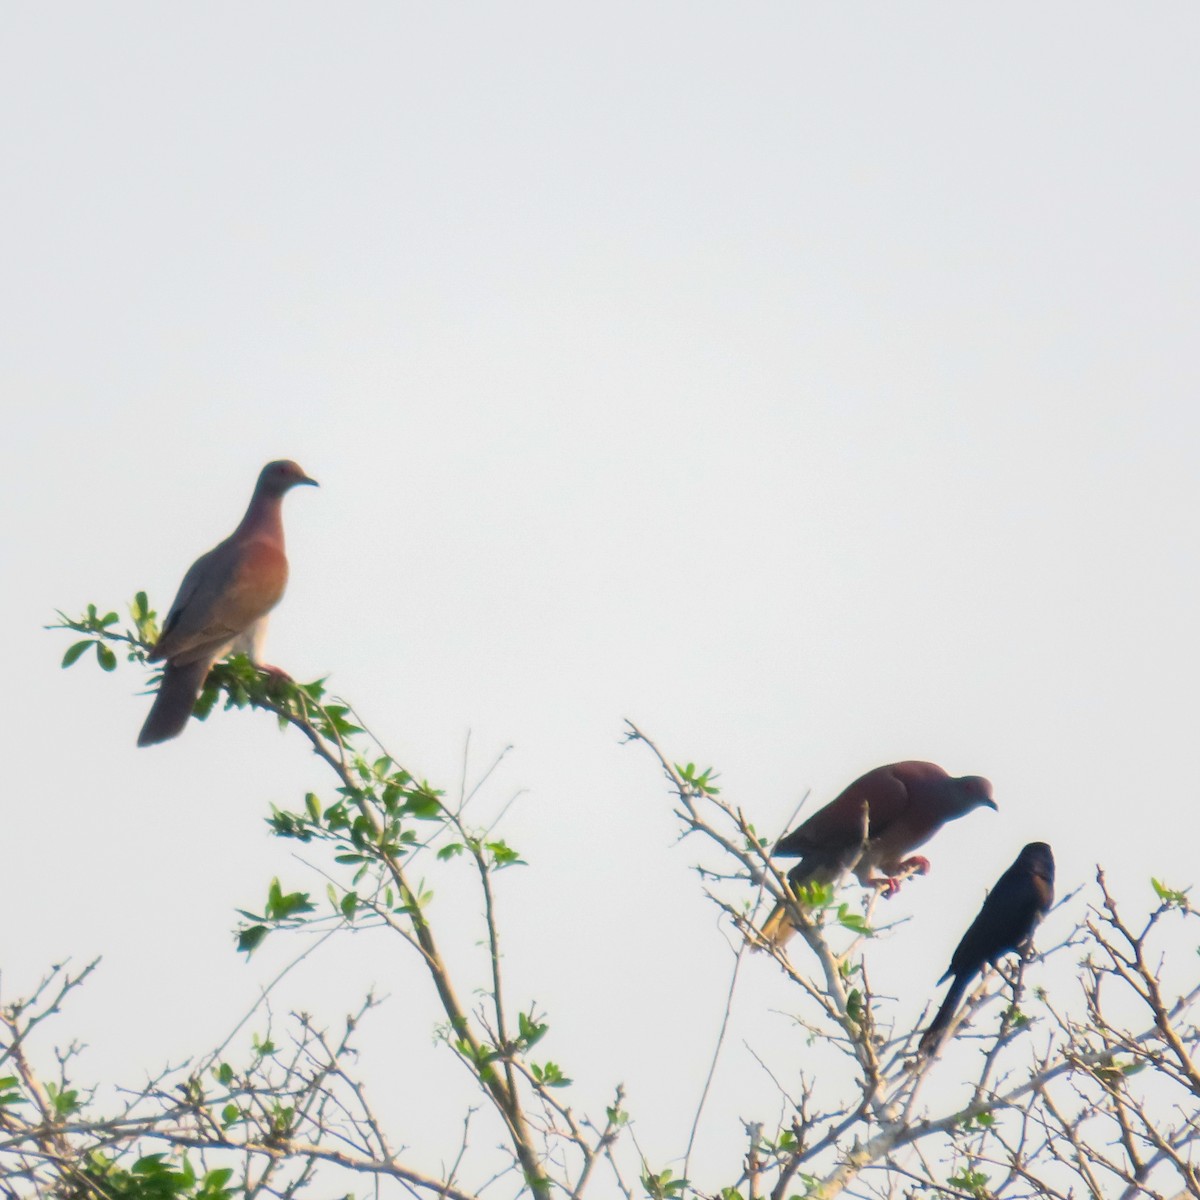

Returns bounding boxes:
[232,539,289,617]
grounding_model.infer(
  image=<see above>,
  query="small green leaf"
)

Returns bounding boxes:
[530,1060,572,1088]
[796,880,833,908]
[518,1010,548,1047]
[45,1083,80,1118]
[1005,1004,1030,1028]
[95,642,117,671]
[400,793,444,820]
[946,1168,990,1198]
[0,1073,23,1108]
[198,1166,235,1199]
[264,878,314,920]
[61,640,93,668]
[237,925,269,954]
[836,903,873,935]
[1151,877,1190,907]
[486,840,526,869]
[845,988,864,1027]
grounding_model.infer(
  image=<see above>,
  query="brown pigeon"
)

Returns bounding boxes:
[758,761,997,948]
[137,460,318,747]
[918,841,1054,1055]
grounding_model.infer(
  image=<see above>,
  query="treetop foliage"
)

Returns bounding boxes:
[16,595,1200,1200]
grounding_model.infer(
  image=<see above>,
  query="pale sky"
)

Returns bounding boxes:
[3,4,1200,1191]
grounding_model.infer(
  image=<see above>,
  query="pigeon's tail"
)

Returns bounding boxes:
[918,972,973,1056]
[137,659,210,747]
[752,856,841,951]
[756,901,797,950]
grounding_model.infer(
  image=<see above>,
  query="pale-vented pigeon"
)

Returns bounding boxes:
[918,841,1054,1055]
[758,762,997,949]
[137,460,318,747]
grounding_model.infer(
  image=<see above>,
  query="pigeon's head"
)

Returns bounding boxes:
[258,460,319,495]
[954,774,997,814]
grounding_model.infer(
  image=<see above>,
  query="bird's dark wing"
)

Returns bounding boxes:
[774,765,913,859]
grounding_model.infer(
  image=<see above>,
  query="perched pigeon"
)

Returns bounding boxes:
[138,460,318,747]
[759,762,997,948]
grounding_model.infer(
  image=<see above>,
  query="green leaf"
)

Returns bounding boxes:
[530,1060,572,1088]
[845,988,864,1027]
[437,842,465,861]
[95,642,117,671]
[61,640,93,668]
[197,1166,236,1198]
[960,1110,995,1130]
[1151,877,1190,906]
[264,878,314,920]
[1005,1004,1029,1028]
[641,1167,688,1199]
[237,925,269,954]
[836,903,873,935]
[305,792,322,822]
[486,840,526,868]
[947,1168,990,1198]
[400,792,444,821]
[518,1010,548,1047]
[45,1083,80,1118]
[796,880,833,908]
[341,892,359,919]
[216,1062,234,1087]
[268,808,313,841]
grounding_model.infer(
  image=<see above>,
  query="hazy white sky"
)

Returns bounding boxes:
[4,3,1200,1190]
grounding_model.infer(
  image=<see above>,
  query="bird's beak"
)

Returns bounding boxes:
[300,473,319,487]
[983,799,998,811]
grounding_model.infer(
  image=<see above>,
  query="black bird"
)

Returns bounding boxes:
[918,842,1055,1055]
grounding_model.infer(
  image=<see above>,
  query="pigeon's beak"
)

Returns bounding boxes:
[982,798,998,812]
[300,473,319,487]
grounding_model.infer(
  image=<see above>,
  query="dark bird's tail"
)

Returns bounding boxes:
[137,659,210,747]
[918,972,972,1055]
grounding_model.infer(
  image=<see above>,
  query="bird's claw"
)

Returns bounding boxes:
[871,875,903,899]
[898,855,931,877]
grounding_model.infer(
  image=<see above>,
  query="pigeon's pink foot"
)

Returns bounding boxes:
[260,664,295,684]
[897,855,931,877]
[868,875,904,899]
